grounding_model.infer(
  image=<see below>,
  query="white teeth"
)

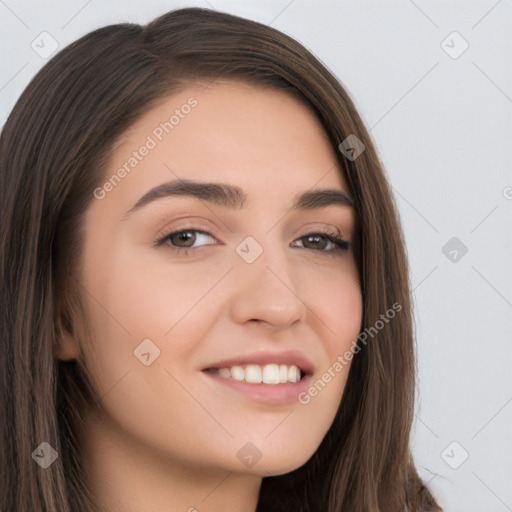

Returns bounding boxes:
[279,364,288,383]
[245,365,262,383]
[288,365,299,383]
[211,363,302,384]
[262,364,280,384]
[230,366,245,381]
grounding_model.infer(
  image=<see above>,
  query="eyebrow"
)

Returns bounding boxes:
[123,179,354,218]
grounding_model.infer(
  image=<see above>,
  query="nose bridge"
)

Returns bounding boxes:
[230,231,306,328]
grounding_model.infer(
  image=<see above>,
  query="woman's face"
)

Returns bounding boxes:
[64,81,362,478]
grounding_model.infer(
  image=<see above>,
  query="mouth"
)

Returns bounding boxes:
[201,351,314,405]
[202,367,312,406]
[203,363,308,385]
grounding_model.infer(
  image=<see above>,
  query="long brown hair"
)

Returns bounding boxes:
[0,7,442,511]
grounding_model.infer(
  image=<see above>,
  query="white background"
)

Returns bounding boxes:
[1,1,511,510]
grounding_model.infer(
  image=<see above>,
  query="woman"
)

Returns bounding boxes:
[0,7,442,511]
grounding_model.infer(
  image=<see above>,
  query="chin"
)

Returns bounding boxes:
[243,447,317,478]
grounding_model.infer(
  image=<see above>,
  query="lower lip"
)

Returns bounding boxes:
[202,371,312,406]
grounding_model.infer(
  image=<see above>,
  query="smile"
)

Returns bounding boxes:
[204,363,302,384]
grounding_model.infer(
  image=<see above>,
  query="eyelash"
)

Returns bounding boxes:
[154,228,350,256]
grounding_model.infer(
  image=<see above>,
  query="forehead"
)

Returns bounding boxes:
[104,81,348,207]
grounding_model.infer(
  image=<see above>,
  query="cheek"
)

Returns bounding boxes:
[303,261,363,348]
[279,261,362,414]
[300,263,362,403]
[77,249,232,393]
[88,246,228,337]
[75,256,228,462]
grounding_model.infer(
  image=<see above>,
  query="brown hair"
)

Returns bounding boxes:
[0,7,442,511]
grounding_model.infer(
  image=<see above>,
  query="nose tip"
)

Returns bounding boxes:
[229,252,306,330]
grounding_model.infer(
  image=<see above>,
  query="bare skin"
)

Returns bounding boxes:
[56,81,363,512]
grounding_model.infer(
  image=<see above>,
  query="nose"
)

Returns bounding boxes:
[229,239,306,331]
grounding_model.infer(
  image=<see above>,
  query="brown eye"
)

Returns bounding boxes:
[292,231,349,255]
[301,234,329,250]
[168,231,197,248]
[156,229,218,253]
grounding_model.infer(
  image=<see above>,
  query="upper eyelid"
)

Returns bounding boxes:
[156,228,216,244]
[152,210,352,239]
[157,218,349,237]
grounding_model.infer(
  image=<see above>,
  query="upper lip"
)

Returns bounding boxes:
[202,349,314,375]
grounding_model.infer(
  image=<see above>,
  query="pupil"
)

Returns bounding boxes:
[175,232,194,247]
[306,235,324,249]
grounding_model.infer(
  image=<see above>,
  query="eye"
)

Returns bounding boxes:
[292,231,349,254]
[155,229,218,253]
[155,228,349,256]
